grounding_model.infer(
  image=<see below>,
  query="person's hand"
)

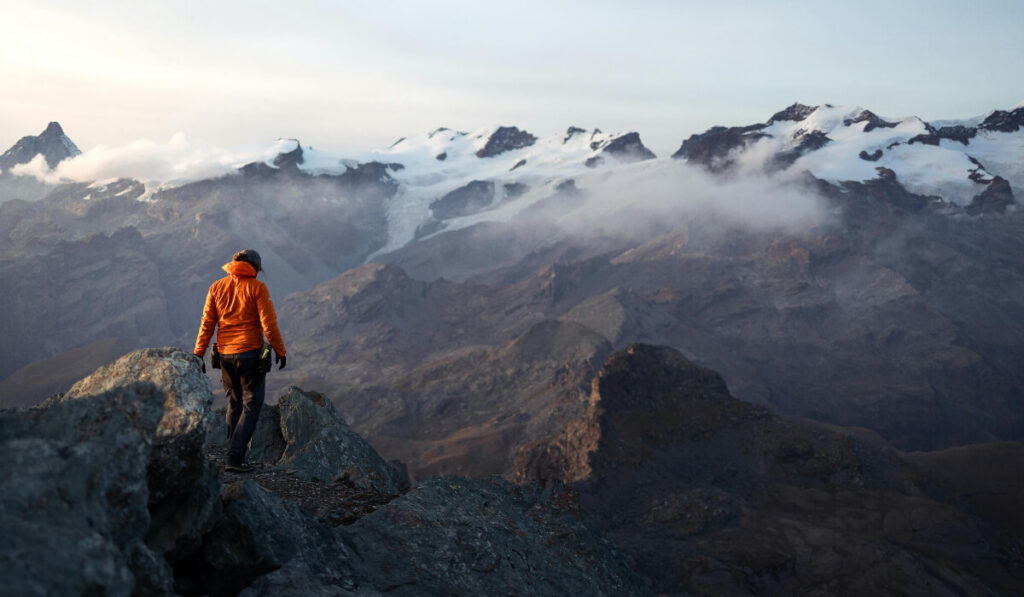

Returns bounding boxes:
[276,354,287,370]
[194,353,206,374]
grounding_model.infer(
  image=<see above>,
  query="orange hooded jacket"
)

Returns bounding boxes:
[194,260,286,357]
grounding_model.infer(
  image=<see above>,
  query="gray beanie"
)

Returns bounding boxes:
[233,249,262,272]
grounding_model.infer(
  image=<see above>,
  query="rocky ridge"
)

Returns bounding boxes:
[0,348,651,596]
[521,344,1024,595]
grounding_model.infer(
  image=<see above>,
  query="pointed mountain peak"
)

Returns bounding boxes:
[768,103,818,124]
[42,121,66,136]
[0,121,81,172]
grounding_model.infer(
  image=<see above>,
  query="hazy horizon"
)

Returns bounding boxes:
[3,0,1023,158]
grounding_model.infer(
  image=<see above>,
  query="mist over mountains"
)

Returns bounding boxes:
[3,102,1024,593]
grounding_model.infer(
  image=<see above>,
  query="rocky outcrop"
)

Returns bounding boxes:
[834,166,941,213]
[843,109,898,132]
[771,129,831,170]
[767,102,817,123]
[429,179,496,219]
[272,140,304,171]
[595,132,657,162]
[0,121,81,172]
[0,347,216,595]
[1,348,650,596]
[248,386,407,494]
[967,175,1017,215]
[671,124,770,171]
[179,480,366,596]
[935,124,977,144]
[343,476,650,596]
[979,106,1024,133]
[476,126,537,158]
[63,348,222,561]
[517,344,1024,595]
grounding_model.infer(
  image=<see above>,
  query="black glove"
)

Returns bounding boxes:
[276,354,287,370]
[194,353,206,374]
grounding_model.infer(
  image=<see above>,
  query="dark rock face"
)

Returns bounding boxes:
[435,151,447,161]
[181,480,365,596]
[272,140,304,171]
[0,348,217,596]
[767,102,817,123]
[429,179,496,219]
[771,129,831,170]
[979,107,1024,133]
[908,133,940,146]
[835,166,940,212]
[596,132,657,162]
[671,124,770,171]
[967,176,1017,215]
[585,155,605,168]
[0,121,81,172]
[510,158,526,171]
[3,348,649,596]
[248,386,408,493]
[935,125,977,144]
[859,149,883,161]
[503,181,530,199]
[519,344,1024,595]
[564,126,587,142]
[344,476,651,596]
[843,109,898,132]
[476,126,537,158]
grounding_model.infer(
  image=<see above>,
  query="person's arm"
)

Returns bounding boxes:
[257,283,286,358]
[194,286,218,357]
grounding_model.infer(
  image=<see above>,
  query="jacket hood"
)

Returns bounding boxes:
[223,260,258,278]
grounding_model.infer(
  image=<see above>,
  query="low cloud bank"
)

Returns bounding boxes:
[11,134,297,186]
[492,161,830,246]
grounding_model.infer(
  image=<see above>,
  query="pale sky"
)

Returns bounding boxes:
[1,0,1022,158]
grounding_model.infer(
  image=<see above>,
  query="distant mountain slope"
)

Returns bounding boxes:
[2,107,1023,460]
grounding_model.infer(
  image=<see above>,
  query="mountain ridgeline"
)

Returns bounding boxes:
[2,104,1024,593]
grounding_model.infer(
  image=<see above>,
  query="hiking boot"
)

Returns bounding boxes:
[225,462,254,473]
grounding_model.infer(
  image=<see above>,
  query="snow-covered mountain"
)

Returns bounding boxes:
[3,103,1021,255]
[260,125,659,254]
[674,102,1024,207]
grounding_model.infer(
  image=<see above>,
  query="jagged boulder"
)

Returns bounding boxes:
[0,347,220,595]
[179,481,369,597]
[343,476,651,596]
[64,347,221,561]
[0,383,166,596]
[249,387,407,494]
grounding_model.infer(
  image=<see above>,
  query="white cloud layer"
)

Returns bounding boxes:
[11,134,296,186]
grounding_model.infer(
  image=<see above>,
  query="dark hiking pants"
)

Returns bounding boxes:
[221,352,266,465]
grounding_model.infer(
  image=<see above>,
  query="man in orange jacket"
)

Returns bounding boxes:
[194,249,287,473]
